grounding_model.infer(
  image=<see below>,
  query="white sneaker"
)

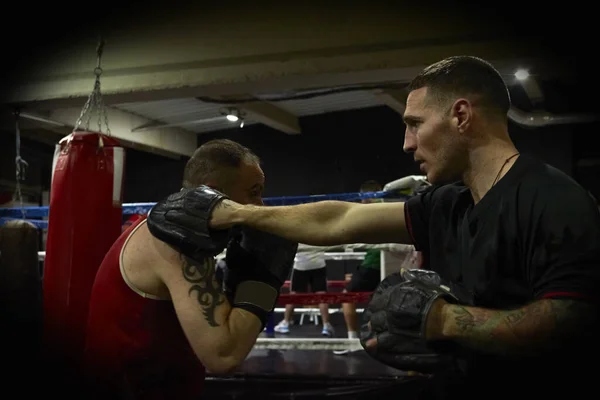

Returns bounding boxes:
[321,323,334,337]
[333,348,361,355]
[274,320,290,333]
[333,332,360,355]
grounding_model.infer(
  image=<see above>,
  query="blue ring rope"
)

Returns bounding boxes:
[0,190,410,229]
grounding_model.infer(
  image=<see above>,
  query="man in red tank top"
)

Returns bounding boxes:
[83,139,274,399]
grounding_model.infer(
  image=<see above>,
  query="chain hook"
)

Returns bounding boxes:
[73,36,111,136]
[94,37,105,77]
[13,108,28,219]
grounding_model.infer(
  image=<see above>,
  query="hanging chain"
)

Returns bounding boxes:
[14,110,28,219]
[74,37,111,135]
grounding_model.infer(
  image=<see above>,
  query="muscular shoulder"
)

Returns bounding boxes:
[405,182,469,215]
[431,183,469,206]
[122,221,178,298]
[134,223,220,286]
[517,158,598,222]
[402,182,470,251]
[523,158,583,193]
[127,222,176,263]
[514,158,600,264]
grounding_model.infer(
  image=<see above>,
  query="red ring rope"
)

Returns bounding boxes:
[282,280,348,289]
[276,292,372,305]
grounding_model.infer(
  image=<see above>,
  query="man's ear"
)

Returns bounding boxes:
[450,98,473,133]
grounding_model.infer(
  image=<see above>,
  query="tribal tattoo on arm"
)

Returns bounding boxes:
[180,255,226,327]
[443,298,597,356]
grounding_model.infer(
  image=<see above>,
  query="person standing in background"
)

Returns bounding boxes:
[274,243,335,337]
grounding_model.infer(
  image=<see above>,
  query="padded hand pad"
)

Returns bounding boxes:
[361,272,464,374]
[223,227,298,328]
[146,186,231,260]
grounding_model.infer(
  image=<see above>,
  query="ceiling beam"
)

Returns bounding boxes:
[49,107,198,157]
[124,96,301,135]
[372,88,406,115]
[5,106,198,157]
[518,77,545,106]
[237,99,301,135]
[131,116,227,132]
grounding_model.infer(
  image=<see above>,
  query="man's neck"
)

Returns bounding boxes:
[462,136,519,204]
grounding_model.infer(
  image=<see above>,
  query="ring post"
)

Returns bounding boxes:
[264,312,275,337]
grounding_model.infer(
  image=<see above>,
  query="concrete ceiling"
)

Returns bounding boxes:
[107,75,597,138]
[111,90,386,134]
[1,4,597,158]
[6,61,595,160]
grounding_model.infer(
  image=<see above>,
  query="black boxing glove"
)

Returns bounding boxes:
[401,268,474,306]
[400,268,445,288]
[361,272,465,374]
[223,226,298,329]
[146,186,231,261]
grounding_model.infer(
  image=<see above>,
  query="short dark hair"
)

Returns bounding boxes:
[360,180,383,192]
[407,55,511,117]
[182,139,260,188]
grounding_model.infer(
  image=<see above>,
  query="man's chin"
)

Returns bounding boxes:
[427,176,440,185]
[426,172,455,186]
[425,171,437,185]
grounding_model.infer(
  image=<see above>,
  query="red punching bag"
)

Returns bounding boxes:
[43,131,125,368]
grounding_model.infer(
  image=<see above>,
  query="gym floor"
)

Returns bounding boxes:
[203,311,430,399]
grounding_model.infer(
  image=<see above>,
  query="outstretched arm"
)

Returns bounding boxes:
[431,298,597,356]
[210,199,412,246]
[343,243,416,252]
[296,243,346,252]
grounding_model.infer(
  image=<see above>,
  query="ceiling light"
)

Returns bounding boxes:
[514,69,529,81]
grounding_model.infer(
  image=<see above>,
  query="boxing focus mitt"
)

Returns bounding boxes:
[361,271,465,374]
[401,268,474,306]
[223,226,298,329]
[147,186,231,261]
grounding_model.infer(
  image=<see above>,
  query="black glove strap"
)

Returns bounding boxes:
[419,289,445,338]
[232,281,279,330]
[233,304,269,331]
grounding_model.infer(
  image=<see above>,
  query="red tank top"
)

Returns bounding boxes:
[84,216,205,399]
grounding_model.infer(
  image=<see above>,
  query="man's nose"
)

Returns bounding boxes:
[403,130,417,153]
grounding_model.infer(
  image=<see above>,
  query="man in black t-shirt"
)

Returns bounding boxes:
[150,56,600,397]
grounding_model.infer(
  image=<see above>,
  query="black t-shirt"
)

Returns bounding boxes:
[404,154,600,395]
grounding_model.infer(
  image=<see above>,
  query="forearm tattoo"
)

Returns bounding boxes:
[447,299,596,356]
[181,255,225,327]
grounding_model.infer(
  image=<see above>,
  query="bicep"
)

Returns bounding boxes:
[338,202,412,244]
[546,298,597,325]
[532,298,598,345]
[151,239,233,368]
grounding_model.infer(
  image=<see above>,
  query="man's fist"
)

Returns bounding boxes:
[146,186,231,260]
